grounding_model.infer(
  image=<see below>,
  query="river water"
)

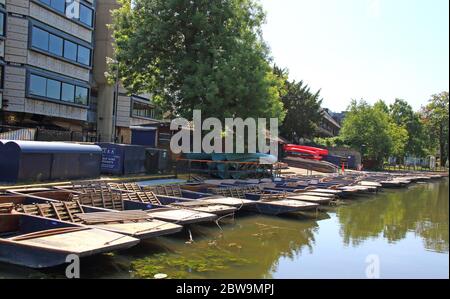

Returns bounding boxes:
[0,178,448,279]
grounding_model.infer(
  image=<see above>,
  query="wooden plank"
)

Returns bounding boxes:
[10,227,89,241]
[50,202,62,220]
[63,202,75,223]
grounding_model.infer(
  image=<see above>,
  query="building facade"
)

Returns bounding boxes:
[1,0,96,140]
[0,0,159,143]
[318,108,341,137]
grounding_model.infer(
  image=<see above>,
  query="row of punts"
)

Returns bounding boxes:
[0,171,447,268]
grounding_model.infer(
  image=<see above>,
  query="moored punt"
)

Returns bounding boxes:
[199,196,257,208]
[285,194,332,205]
[2,192,183,240]
[338,185,377,193]
[246,199,319,215]
[143,207,218,225]
[379,180,409,188]
[307,188,343,195]
[358,181,383,188]
[73,190,218,225]
[132,183,258,211]
[294,191,336,198]
[119,191,237,216]
[0,214,139,268]
[18,203,182,240]
[209,187,319,216]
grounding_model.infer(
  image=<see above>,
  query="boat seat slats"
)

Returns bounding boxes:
[121,192,161,205]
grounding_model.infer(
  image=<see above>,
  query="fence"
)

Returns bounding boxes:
[0,127,36,140]
[0,125,96,142]
[384,156,449,172]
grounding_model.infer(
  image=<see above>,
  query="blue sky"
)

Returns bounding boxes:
[260,0,449,112]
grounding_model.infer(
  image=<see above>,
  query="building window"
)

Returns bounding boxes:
[52,0,65,13]
[61,83,75,102]
[75,86,88,105]
[77,45,90,65]
[80,4,93,27]
[0,10,5,37]
[46,79,61,100]
[32,27,49,51]
[63,40,77,61]
[29,74,47,97]
[28,72,89,106]
[132,99,156,119]
[49,34,63,56]
[30,25,92,67]
[37,0,94,29]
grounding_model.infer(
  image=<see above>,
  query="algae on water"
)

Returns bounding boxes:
[131,250,252,279]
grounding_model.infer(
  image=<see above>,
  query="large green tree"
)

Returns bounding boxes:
[421,92,449,166]
[273,66,322,142]
[110,0,285,121]
[339,100,408,167]
[389,99,426,157]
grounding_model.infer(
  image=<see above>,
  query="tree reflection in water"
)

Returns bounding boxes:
[337,179,449,253]
[130,214,324,279]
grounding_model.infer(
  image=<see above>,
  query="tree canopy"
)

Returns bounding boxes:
[273,66,323,142]
[389,99,426,157]
[421,92,449,166]
[110,0,285,121]
[339,100,398,166]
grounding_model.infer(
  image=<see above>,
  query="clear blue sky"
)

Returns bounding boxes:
[260,0,449,112]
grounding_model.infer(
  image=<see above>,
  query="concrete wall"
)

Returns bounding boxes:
[96,83,114,141]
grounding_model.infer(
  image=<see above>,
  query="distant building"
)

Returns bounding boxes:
[317,108,341,137]
[331,111,347,126]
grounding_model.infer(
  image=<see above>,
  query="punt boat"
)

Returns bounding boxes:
[1,192,183,240]
[208,187,319,216]
[112,183,257,210]
[72,190,218,225]
[0,213,139,268]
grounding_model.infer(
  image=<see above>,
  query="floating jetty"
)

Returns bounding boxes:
[0,170,447,268]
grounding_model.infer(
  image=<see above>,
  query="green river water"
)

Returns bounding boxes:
[0,178,448,279]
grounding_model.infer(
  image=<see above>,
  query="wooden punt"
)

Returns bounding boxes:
[3,192,183,240]
[379,180,408,188]
[209,187,319,215]
[285,194,332,205]
[0,214,139,268]
[129,184,249,212]
[307,188,343,195]
[143,208,217,225]
[358,181,383,188]
[16,202,182,240]
[75,190,217,225]
[296,192,336,198]
[199,196,257,208]
[120,191,236,216]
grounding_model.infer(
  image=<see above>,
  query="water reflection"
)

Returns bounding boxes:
[129,214,323,279]
[337,179,449,253]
